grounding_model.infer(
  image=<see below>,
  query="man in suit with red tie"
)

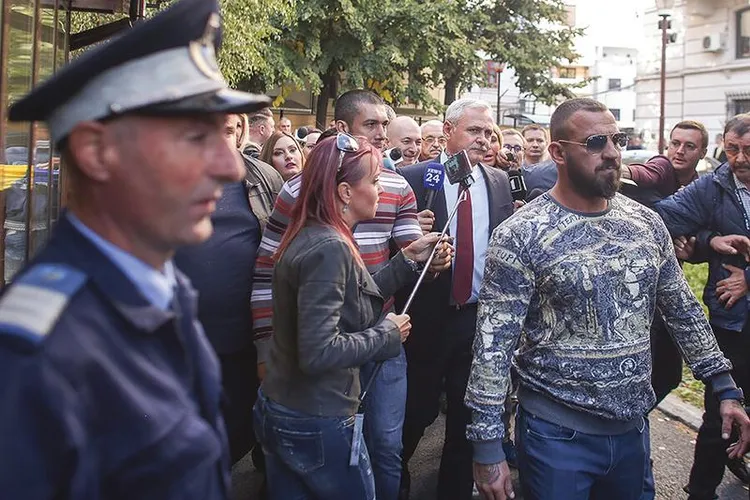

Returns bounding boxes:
[397,99,515,500]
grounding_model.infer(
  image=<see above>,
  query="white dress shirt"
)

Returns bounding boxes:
[440,152,490,303]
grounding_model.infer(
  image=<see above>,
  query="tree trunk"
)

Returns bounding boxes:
[315,70,338,129]
[444,75,459,106]
[315,82,331,130]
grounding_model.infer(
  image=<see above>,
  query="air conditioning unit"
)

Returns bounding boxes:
[702,33,726,52]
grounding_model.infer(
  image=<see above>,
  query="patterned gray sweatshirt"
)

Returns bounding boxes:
[466,193,734,464]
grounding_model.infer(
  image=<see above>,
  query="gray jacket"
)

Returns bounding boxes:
[243,154,283,232]
[261,224,415,416]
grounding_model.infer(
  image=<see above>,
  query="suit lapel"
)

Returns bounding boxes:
[478,165,503,236]
[434,181,449,232]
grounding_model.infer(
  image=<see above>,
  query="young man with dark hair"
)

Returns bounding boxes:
[521,124,549,166]
[333,90,390,151]
[469,98,750,500]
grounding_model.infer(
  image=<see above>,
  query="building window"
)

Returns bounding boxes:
[610,108,621,121]
[1,0,71,285]
[608,78,621,90]
[737,7,750,59]
[735,99,750,115]
[558,67,576,79]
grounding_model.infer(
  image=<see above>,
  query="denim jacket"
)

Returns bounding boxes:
[655,164,750,332]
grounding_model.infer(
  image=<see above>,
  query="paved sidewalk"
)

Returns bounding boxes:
[231,407,748,499]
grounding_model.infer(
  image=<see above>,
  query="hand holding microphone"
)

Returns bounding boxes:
[386,312,412,343]
[423,161,445,211]
[417,210,435,234]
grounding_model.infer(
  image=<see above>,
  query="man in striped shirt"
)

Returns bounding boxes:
[251,89,425,500]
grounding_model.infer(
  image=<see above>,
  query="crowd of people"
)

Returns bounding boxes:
[3,1,750,500]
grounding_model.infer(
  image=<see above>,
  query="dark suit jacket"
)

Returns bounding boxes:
[396,161,514,350]
[713,146,727,163]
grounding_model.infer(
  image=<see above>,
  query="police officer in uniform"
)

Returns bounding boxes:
[0,0,270,498]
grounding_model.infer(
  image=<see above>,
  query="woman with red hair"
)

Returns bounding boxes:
[254,134,447,499]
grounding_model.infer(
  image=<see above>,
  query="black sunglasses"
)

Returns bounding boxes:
[503,144,523,153]
[559,132,628,154]
[336,133,359,171]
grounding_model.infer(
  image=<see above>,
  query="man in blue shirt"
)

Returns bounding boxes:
[0,1,271,498]
[175,114,282,472]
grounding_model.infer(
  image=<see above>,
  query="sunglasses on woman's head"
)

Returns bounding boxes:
[336,133,359,172]
[559,132,628,154]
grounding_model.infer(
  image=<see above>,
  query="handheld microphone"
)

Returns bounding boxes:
[507,169,527,201]
[382,148,403,171]
[422,162,445,210]
[443,150,475,189]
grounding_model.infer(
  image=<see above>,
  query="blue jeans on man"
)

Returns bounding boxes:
[359,346,407,500]
[253,391,376,500]
[516,407,649,500]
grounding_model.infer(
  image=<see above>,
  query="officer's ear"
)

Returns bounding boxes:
[66,121,114,183]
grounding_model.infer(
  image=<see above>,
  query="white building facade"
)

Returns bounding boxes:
[635,0,750,148]
[463,0,642,131]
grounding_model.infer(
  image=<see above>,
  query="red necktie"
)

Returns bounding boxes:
[452,186,473,305]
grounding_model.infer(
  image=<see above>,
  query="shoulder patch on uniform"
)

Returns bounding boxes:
[0,264,87,345]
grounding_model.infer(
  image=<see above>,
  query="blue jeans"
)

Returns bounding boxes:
[359,346,407,500]
[641,418,655,500]
[253,391,376,500]
[516,407,649,500]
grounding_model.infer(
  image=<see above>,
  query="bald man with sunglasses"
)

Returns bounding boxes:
[467,98,749,500]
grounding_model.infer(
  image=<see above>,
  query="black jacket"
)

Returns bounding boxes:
[262,224,416,416]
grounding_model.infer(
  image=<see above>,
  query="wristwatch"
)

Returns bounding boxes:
[402,252,425,273]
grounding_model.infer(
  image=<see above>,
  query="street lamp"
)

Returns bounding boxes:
[486,61,505,125]
[655,0,674,154]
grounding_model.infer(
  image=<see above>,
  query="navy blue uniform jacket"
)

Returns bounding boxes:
[0,216,230,499]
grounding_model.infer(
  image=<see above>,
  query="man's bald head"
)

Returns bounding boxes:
[388,116,422,165]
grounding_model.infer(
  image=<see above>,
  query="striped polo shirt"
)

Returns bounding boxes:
[251,169,422,362]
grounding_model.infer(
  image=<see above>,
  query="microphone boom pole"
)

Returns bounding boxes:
[401,188,467,315]
[359,189,468,403]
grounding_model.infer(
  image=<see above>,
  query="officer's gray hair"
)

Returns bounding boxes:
[444,99,492,125]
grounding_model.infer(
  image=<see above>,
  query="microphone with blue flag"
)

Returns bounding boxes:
[423,162,445,210]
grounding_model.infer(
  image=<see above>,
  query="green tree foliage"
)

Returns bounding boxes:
[69,0,585,123]
[69,0,295,90]
[264,0,587,124]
